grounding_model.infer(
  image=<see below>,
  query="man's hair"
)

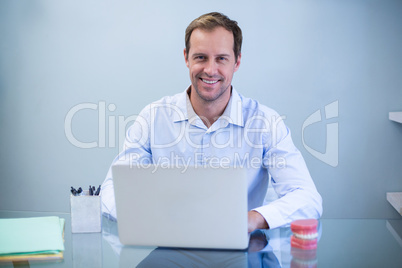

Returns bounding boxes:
[185,12,242,61]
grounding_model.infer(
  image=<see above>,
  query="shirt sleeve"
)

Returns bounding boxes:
[101,106,153,220]
[253,114,323,229]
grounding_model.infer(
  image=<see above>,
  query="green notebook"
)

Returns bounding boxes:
[0,216,65,255]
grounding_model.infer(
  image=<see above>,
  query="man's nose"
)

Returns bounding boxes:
[204,60,218,76]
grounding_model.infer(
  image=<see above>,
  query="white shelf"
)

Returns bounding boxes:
[387,112,402,216]
[389,112,402,123]
[387,192,402,216]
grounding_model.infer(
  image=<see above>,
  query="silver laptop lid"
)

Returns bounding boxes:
[112,164,249,250]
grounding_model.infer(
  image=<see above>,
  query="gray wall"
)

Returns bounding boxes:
[1,0,401,219]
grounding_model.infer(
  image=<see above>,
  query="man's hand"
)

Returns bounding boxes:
[248,210,269,233]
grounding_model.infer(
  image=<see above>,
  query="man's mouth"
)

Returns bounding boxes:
[201,78,219,84]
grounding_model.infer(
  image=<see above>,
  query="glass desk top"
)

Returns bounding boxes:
[0,210,401,267]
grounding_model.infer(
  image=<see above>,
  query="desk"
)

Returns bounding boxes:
[0,211,401,267]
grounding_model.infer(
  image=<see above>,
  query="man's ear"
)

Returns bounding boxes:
[234,53,241,72]
[184,48,189,68]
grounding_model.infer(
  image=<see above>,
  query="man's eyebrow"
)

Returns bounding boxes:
[192,53,206,57]
[216,54,231,58]
[191,53,232,58]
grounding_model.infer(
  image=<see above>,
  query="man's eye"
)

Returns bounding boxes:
[195,56,205,60]
[218,57,226,61]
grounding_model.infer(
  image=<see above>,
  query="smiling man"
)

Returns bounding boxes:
[101,12,323,232]
[184,26,240,127]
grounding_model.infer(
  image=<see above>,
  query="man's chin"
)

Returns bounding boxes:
[191,82,230,103]
[196,89,222,102]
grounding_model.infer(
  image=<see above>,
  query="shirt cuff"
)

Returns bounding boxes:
[252,204,286,230]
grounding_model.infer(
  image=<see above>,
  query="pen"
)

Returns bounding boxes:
[94,185,101,196]
[71,187,77,196]
[89,185,93,196]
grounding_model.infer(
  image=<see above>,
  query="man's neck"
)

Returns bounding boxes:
[187,87,232,128]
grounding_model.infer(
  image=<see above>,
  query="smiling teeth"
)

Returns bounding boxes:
[294,233,318,240]
[202,79,218,84]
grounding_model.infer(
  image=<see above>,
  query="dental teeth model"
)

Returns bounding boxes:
[290,219,318,250]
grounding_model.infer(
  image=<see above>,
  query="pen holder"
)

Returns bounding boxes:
[70,190,101,233]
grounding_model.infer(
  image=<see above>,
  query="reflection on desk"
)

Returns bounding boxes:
[101,216,319,267]
[102,216,248,267]
[0,211,401,267]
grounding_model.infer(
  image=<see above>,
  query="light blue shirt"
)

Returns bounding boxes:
[101,88,322,229]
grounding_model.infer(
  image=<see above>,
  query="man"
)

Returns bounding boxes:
[101,12,322,232]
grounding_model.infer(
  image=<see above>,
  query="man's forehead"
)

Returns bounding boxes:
[190,27,233,41]
[188,27,235,55]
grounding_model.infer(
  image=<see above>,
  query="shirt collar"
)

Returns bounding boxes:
[172,87,190,123]
[223,87,244,127]
[173,86,244,128]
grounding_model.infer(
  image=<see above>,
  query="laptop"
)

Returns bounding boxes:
[111,164,249,250]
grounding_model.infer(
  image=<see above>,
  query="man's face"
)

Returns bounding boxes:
[184,27,241,104]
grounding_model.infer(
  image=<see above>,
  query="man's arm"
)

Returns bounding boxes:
[101,108,153,220]
[101,168,117,220]
[251,110,323,230]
